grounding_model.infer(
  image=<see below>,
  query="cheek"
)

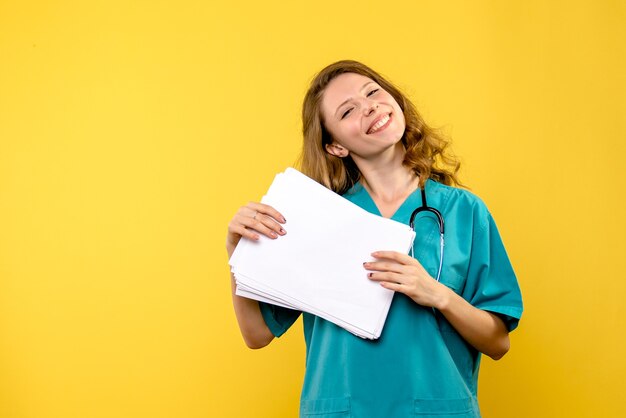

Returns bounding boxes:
[392,101,404,119]
[348,120,364,135]
[331,122,362,143]
[389,114,406,140]
[396,111,406,128]
[391,104,406,129]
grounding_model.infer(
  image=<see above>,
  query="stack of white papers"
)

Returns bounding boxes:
[229,168,415,339]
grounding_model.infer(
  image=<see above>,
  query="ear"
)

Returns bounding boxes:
[325,142,349,158]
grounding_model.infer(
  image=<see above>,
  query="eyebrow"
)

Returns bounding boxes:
[334,81,375,118]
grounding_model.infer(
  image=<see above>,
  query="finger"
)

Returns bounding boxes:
[236,207,262,228]
[229,224,260,241]
[247,202,286,224]
[372,251,420,266]
[254,212,287,236]
[367,271,405,285]
[236,214,280,239]
[363,260,408,274]
[379,281,404,292]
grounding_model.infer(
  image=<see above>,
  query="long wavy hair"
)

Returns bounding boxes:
[298,60,464,195]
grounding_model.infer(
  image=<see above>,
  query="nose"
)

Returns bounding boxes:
[363,101,378,116]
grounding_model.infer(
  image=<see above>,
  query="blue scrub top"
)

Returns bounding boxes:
[259,179,523,418]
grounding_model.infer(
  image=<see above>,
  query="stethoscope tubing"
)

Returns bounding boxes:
[409,184,445,283]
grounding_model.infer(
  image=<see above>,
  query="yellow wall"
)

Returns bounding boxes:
[1,1,624,417]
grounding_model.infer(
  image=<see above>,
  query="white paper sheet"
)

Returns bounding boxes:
[230,168,415,339]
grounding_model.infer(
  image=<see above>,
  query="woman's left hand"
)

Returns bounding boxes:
[365,251,511,360]
[364,251,450,309]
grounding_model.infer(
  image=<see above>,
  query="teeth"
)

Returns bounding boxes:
[369,114,390,134]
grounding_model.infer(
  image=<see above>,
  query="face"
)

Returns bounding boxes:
[320,72,406,160]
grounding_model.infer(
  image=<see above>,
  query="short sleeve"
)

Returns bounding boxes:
[462,211,523,332]
[258,302,301,337]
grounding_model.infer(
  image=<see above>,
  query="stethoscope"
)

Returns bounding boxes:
[408,183,445,283]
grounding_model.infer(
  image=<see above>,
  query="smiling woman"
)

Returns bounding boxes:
[226,60,523,418]
[300,61,464,196]
[321,73,406,162]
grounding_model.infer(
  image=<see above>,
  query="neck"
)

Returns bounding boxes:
[353,143,419,203]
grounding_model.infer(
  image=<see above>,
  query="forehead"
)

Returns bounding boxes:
[321,73,375,116]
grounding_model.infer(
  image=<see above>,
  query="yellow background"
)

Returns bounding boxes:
[1,1,625,417]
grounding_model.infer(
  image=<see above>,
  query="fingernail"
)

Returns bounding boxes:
[281,216,286,223]
[270,232,277,238]
[362,262,368,267]
[279,228,286,235]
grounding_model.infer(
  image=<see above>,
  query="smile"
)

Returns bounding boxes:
[367,114,391,134]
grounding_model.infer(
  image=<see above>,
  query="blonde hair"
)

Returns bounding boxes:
[298,60,464,194]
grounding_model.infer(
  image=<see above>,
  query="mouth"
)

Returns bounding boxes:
[367,113,392,134]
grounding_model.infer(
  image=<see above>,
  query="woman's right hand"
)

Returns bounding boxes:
[227,202,286,349]
[226,202,287,258]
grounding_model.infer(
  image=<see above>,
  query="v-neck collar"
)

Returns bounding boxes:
[345,179,435,222]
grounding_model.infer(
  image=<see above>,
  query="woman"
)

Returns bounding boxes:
[226,60,523,418]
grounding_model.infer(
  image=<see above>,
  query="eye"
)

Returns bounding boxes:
[367,88,379,97]
[341,108,353,119]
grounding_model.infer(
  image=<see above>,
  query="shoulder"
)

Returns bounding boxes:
[428,180,492,229]
[428,180,488,211]
[341,181,363,198]
[341,181,369,206]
